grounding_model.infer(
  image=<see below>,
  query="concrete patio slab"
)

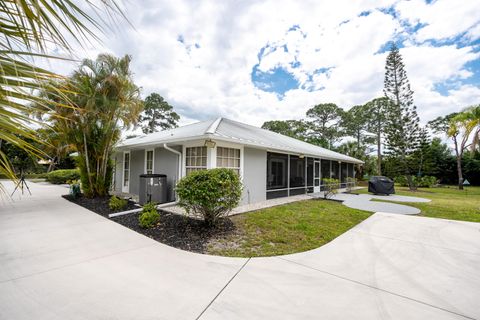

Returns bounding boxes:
[1,180,478,320]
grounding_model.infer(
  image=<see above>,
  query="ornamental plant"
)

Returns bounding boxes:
[109,195,128,211]
[176,168,243,226]
[323,178,340,199]
[139,202,160,228]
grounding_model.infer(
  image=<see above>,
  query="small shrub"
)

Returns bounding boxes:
[176,168,243,226]
[394,175,438,188]
[139,202,159,228]
[68,179,81,198]
[323,178,340,199]
[417,176,438,188]
[109,195,128,211]
[46,169,80,184]
[345,177,356,193]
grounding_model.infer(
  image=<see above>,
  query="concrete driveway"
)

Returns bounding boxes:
[1,181,479,320]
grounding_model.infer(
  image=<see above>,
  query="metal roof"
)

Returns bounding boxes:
[118,117,363,164]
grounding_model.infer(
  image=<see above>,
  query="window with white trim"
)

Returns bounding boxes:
[216,147,240,175]
[185,146,207,175]
[145,150,154,174]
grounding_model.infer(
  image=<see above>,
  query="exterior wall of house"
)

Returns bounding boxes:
[154,146,181,202]
[242,147,267,204]
[129,150,145,196]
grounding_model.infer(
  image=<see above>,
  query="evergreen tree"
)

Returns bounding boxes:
[306,103,345,148]
[383,43,421,190]
[261,120,309,140]
[364,97,391,176]
[139,93,180,134]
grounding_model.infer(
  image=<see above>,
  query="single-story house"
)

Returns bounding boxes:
[113,117,363,205]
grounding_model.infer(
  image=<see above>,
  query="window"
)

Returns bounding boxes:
[123,152,130,187]
[341,162,348,184]
[145,150,154,174]
[185,146,207,175]
[331,161,339,180]
[348,163,355,178]
[216,147,241,174]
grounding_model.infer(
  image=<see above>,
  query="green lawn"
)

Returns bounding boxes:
[207,199,371,257]
[358,186,480,223]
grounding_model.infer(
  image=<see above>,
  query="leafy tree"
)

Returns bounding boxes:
[40,54,143,197]
[383,43,421,190]
[342,104,374,150]
[364,97,391,175]
[0,1,123,188]
[261,120,309,140]
[139,93,180,134]
[306,103,345,148]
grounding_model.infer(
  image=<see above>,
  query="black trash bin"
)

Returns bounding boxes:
[368,176,395,195]
[139,174,167,205]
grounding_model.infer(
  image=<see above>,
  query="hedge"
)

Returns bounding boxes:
[46,169,80,184]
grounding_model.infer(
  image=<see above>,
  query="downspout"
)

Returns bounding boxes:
[164,143,182,200]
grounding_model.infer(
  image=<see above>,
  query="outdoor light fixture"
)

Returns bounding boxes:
[299,154,305,159]
[204,139,216,148]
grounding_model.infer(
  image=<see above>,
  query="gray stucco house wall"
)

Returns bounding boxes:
[242,147,267,204]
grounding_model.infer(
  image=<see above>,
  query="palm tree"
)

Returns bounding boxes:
[0,0,123,191]
[448,105,480,190]
[41,54,142,197]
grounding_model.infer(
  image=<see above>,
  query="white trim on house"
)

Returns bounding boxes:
[144,148,155,174]
[122,151,130,193]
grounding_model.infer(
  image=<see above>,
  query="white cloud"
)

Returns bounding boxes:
[395,0,480,42]
[40,0,480,128]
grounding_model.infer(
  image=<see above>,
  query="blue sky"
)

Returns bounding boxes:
[47,0,480,127]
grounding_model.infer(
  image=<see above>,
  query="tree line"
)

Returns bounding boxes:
[262,44,480,189]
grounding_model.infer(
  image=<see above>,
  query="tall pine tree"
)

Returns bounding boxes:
[383,43,420,190]
[139,93,180,134]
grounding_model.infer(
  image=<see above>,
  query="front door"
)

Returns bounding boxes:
[122,151,130,193]
[314,160,320,193]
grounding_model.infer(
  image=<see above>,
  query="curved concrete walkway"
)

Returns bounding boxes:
[1,181,478,320]
[330,192,431,215]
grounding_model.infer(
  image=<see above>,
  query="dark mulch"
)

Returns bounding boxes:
[111,211,235,253]
[62,194,138,217]
[63,193,236,253]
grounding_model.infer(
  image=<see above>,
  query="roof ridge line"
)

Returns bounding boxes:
[205,117,222,134]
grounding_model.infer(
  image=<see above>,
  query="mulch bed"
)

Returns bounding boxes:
[63,194,236,253]
[62,194,138,217]
[112,212,235,253]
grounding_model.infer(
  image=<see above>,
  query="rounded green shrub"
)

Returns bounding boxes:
[176,168,243,226]
[109,195,128,211]
[139,202,159,228]
[46,169,80,184]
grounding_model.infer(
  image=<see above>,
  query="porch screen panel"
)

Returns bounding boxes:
[321,160,331,185]
[331,161,339,180]
[307,158,313,193]
[266,152,288,190]
[289,155,305,188]
[348,163,354,178]
[341,162,348,186]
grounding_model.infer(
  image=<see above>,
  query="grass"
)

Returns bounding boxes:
[206,199,371,257]
[358,186,480,223]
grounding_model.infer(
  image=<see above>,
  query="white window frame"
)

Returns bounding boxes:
[122,151,130,193]
[145,149,155,174]
[181,140,244,179]
[215,145,242,176]
[183,145,208,175]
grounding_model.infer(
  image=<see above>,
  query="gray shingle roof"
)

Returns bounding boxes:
[118,117,363,164]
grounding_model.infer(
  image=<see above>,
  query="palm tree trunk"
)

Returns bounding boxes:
[83,131,94,194]
[453,137,464,190]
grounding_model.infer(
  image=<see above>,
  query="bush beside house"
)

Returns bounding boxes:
[46,169,80,184]
[176,168,243,226]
